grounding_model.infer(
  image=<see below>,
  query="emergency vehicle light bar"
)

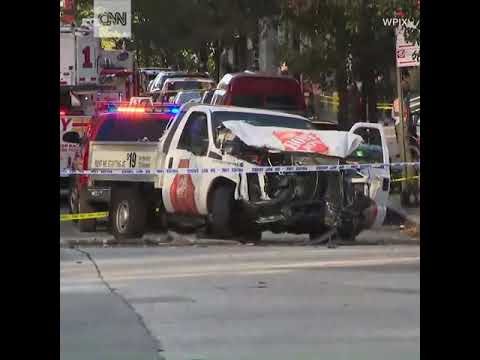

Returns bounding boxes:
[96,101,180,115]
[117,107,145,113]
[115,104,180,115]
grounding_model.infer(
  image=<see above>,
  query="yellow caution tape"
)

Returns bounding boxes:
[60,212,109,222]
[319,99,340,105]
[318,97,393,110]
[391,176,420,183]
[319,95,339,100]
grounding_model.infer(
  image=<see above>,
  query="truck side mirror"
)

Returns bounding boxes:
[62,131,81,144]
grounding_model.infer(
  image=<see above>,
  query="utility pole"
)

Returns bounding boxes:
[395,68,416,206]
[395,24,419,207]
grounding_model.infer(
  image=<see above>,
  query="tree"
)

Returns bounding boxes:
[278,0,418,128]
[132,0,280,78]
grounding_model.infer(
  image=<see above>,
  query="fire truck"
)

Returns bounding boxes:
[60,18,135,191]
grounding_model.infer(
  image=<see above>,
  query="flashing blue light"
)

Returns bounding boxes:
[107,103,117,112]
[170,108,180,114]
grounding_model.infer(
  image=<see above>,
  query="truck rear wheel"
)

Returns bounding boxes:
[209,185,234,238]
[78,189,96,233]
[110,187,147,240]
[69,183,79,224]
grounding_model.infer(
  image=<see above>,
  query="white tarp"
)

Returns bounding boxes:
[222,121,363,158]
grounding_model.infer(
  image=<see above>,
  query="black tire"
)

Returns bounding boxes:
[78,188,96,233]
[308,221,329,244]
[69,182,79,224]
[148,205,168,232]
[209,185,234,238]
[110,187,147,240]
[337,217,359,242]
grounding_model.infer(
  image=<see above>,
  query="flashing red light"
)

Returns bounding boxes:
[60,111,66,116]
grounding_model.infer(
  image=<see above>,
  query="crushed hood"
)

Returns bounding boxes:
[222,121,363,158]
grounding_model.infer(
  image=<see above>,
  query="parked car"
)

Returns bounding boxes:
[173,90,203,105]
[201,89,215,104]
[158,78,216,103]
[135,68,169,95]
[211,72,307,116]
[149,71,210,99]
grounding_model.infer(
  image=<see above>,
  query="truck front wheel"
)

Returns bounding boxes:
[110,187,147,240]
[208,185,234,238]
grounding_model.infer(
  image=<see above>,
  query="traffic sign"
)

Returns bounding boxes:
[395,27,420,68]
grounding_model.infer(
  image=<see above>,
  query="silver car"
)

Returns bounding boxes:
[173,90,203,105]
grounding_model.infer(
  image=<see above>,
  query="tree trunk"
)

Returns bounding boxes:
[234,35,248,72]
[335,7,349,131]
[358,0,377,122]
[215,40,222,82]
[198,42,209,73]
[143,40,152,67]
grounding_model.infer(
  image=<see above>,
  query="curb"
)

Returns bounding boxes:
[386,206,420,241]
[60,230,419,248]
[60,232,241,248]
[387,206,420,227]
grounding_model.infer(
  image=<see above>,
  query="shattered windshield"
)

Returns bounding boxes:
[348,143,384,164]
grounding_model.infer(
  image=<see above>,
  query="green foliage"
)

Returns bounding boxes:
[378,0,420,46]
[277,0,420,127]
[132,0,280,70]
[76,0,94,23]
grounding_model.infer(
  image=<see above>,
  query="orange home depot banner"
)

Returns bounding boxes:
[169,159,199,215]
[61,0,76,24]
[222,121,363,158]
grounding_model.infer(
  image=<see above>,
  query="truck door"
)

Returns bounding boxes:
[162,111,210,215]
[349,123,390,227]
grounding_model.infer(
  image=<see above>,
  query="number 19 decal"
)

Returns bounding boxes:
[127,152,137,168]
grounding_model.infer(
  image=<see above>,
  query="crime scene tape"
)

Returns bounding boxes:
[60,212,109,222]
[391,175,420,183]
[60,162,420,177]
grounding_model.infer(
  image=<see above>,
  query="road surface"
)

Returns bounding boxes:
[61,243,419,360]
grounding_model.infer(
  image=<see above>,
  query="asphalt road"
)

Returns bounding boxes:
[61,244,419,360]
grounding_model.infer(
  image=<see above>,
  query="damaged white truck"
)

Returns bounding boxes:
[70,104,390,242]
